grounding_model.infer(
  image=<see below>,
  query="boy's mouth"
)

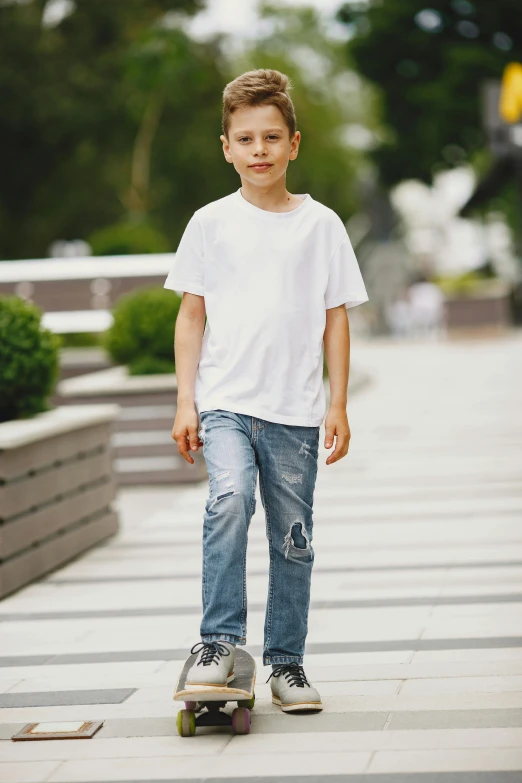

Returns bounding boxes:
[249,163,273,171]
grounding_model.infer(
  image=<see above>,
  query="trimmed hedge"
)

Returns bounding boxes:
[104,287,181,375]
[89,221,170,256]
[0,296,60,422]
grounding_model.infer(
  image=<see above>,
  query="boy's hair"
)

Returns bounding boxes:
[222,69,297,139]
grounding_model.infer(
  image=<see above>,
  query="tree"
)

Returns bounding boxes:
[0,0,222,259]
[338,0,522,187]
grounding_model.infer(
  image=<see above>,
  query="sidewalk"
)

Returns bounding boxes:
[1,330,522,782]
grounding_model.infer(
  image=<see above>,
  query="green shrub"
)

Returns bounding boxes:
[59,332,102,348]
[89,220,170,256]
[128,356,175,376]
[104,287,181,374]
[433,271,498,297]
[0,296,60,423]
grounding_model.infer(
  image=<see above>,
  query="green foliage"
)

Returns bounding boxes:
[433,270,503,297]
[89,221,170,255]
[0,0,220,260]
[104,287,181,373]
[338,0,522,186]
[128,356,176,376]
[0,296,60,423]
[59,333,102,348]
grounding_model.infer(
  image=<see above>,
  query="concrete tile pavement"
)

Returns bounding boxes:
[0,330,522,781]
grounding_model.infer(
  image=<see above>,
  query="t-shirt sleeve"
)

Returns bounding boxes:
[164,215,205,296]
[325,233,369,310]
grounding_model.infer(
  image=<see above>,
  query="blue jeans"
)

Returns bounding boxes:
[197,409,320,665]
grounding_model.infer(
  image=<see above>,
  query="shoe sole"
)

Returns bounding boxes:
[184,671,235,689]
[272,696,323,712]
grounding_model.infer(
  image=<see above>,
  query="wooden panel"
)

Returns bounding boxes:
[117,469,206,486]
[0,422,113,481]
[0,450,112,522]
[116,418,174,433]
[0,277,164,312]
[113,443,180,459]
[0,510,118,599]
[58,393,177,407]
[0,478,116,559]
[58,359,112,381]
[445,296,510,328]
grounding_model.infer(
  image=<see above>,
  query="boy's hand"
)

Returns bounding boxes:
[324,406,351,465]
[172,404,203,465]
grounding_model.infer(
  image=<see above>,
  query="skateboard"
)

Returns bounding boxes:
[174,648,256,736]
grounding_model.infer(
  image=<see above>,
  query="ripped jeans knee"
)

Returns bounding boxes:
[283,521,313,562]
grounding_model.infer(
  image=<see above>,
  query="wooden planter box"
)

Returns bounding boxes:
[59,347,112,380]
[0,405,120,599]
[56,368,208,486]
[443,282,512,338]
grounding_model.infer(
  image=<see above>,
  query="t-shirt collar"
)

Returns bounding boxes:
[235,188,312,219]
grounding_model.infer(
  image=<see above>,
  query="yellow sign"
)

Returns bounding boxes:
[499,63,522,124]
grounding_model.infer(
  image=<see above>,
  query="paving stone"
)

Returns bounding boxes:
[368,748,522,773]
[0,724,25,740]
[0,689,136,708]
[0,762,63,783]
[388,709,522,730]
[45,751,372,781]
[40,776,522,783]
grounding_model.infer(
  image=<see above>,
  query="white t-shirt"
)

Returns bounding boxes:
[164,188,369,427]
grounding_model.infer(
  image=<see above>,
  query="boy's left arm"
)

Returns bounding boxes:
[323,304,351,465]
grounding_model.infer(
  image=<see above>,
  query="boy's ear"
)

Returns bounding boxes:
[220,134,233,163]
[289,130,301,161]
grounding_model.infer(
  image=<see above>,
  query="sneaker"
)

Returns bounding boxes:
[267,663,323,712]
[185,641,236,688]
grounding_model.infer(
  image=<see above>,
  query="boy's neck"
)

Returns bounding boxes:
[239,177,302,213]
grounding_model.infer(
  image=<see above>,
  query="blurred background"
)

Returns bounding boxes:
[0,0,521,343]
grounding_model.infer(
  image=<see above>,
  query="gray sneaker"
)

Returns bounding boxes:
[185,641,236,688]
[267,663,323,712]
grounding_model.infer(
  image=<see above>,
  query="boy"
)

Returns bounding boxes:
[165,69,368,712]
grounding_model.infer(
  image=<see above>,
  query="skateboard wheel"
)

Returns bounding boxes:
[232,707,251,735]
[185,701,198,711]
[177,709,196,737]
[237,695,255,710]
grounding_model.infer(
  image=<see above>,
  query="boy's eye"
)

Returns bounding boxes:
[237,135,279,142]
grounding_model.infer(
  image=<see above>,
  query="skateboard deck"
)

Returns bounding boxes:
[174,648,256,736]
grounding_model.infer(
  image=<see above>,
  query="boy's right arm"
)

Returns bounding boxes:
[172,292,206,465]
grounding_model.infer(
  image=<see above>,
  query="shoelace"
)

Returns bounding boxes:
[266,662,310,688]
[190,641,231,667]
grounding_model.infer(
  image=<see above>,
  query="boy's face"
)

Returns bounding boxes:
[220,104,300,189]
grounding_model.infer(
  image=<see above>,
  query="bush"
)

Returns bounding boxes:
[0,296,60,423]
[59,332,102,348]
[104,287,181,375]
[89,221,170,256]
[433,271,500,297]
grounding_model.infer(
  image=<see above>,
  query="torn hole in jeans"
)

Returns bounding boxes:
[283,521,312,560]
[207,489,237,512]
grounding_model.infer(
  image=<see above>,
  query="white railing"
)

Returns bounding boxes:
[0,253,176,333]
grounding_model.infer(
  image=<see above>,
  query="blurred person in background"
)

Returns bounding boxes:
[407,273,446,338]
